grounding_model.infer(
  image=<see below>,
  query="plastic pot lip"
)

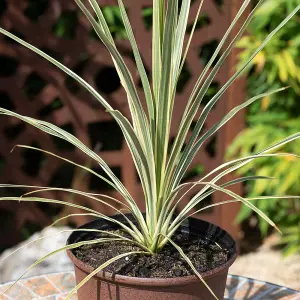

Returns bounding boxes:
[66,215,238,287]
[67,249,237,287]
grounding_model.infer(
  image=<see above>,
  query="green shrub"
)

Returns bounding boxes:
[227,0,300,256]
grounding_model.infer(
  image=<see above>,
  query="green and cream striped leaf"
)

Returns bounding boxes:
[0,109,146,218]
[163,236,218,300]
[2,183,146,243]
[0,28,142,213]
[170,87,289,189]
[159,175,275,241]
[0,228,141,263]
[184,183,283,232]
[188,0,265,108]
[165,148,300,238]
[176,0,265,164]
[11,145,118,191]
[176,0,204,83]
[173,0,191,82]
[0,27,113,112]
[174,175,274,213]
[176,4,300,186]
[2,237,135,297]
[109,110,156,236]
[176,151,300,222]
[188,0,252,107]
[44,213,101,231]
[117,0,155,128]
[171,146,300,228]
[20,187,142,237]
[152,0,164,102]
[164,1,296,197]
[81,3,156,227]
[164,0,254,192]
[74,0,153,163]
[202,133,300,192]
[164,183,280,247]
[0,196,142,242]
[171,176,275,228]
[155,0,177,204]
[89,0,115,45]
[187,196,300,219]
[0,183,129,210]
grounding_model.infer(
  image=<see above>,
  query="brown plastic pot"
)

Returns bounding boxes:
[67,214,237,300]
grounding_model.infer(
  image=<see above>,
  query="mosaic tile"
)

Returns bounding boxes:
[0,282,36,300]
[22,277,59,297]
[46,273,76,292]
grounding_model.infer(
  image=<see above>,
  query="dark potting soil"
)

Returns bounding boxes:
[73,230,230,278]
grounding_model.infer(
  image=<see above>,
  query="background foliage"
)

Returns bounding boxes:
[227,0,300,256]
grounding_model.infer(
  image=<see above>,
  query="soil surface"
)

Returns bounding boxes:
[73,230,230,278]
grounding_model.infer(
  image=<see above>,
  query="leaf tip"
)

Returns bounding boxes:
[274,224,282,234]
[10,145,17,153]
[282,85,291,91]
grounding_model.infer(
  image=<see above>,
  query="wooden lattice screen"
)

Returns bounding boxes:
[0,0,245,249]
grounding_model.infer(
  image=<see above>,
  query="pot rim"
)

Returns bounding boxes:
[67,248,237,287]
[66,216,238,287]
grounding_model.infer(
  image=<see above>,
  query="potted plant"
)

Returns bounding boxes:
[0,0,299,299]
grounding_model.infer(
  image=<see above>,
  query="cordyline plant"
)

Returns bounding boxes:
[0,0,300,299]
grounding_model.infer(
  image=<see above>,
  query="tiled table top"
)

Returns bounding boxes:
[0,272,299,300]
